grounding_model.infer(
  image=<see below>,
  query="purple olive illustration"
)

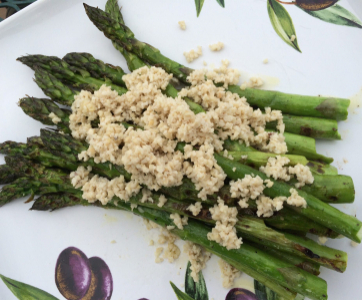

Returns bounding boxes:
[225,288,258,300]
[276,0,338,11]
[55,247,92,300]
[81,257,113,300]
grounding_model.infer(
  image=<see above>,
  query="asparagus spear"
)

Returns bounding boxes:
[3,155,347,272]
[18,56,127,96]
[266,114,341,140]
[29,189,327,300]
[19,96,72,134]
[84,3,349,121]
[0,165,18,184]
[38,129,352,204]
[1,154,344,272]
[63,51,342,142]
[216,154,362,242]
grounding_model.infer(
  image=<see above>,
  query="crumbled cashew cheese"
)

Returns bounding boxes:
[49,112,61,124]
[209,42,224,51]
[184,242,211,282]
[187,202,203,216]
[158,194,168,207]
[218,259,241,288]
[178,20,186,30]
[207,199,242,250]
[184,46,203,63]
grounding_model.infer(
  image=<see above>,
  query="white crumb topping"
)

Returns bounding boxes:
[209,42,224,51]
[167,225,176,230]
[207,199,242,250]
[130,203,138,211]
[164,242,181,263]
[158,194,168,207]
[184,46,203,63]
[264,179,274,188]
[230,175,265,206]
[232,167,236,172]
[184,144,227,200]
[287,188,307,208]
[149,239,154,246]
[256,195,287,217]
[290,35,296,42]
[260,156,291,181]
[158,228,178,245]
[155,247,164,263]
[318,236,328,245]
[48,112,61,124]
[203,61,207,66]
[260,156,314,188]
[178,20,186,30]
[187,202,203,216]
[186,60,240,88]
[218,259,241,288]
[288,164,314,188]
[143,218,160,230]
[170,213,188,230]
[70,166,92,189]
[263,58,269,64]
[184,242,211,282]
[240,76,264,90]
[351,241,359,247]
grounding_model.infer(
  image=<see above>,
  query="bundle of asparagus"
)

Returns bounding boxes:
[0,1,361,300]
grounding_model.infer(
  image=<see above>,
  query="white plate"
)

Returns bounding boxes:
[0,0,361,299]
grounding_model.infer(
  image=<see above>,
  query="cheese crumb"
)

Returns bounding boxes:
[143,218,159,230]
[264,179,274,188]
[318,236,328,245]
[164,243,181,263]
[218,259,240,288]
[178,20,186,30]
[290,35,296,42]
[230,175,265,203]
[149,240,155,246]
[232,167,236,172]
[155,247,164,263]
[167,225,176,230]
[184,242,211,282]
[158,194,168,207]
[184,46,203,63]
[288,164,314,188]
[287,188,307,208]
[240,76,264,90]
[110,240,116,244]
[260,156,291,181]
[351,241,359,247]
[170,213,188,230]
[209,42,224,52]
[263,58,269,64]
[187,202,203,216]
[49,112,61,124]
[203,61,207,66]
[207,199,242,250]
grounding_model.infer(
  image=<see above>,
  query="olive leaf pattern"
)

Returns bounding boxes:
[0,275,59,300]
[254,280,305,300]
[267,0,301,52]
[185,261,209,300]
[300,4,362,28]
[192,0,362,52]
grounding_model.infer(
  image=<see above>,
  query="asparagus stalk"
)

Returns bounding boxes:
[39,130,352,204]
[17,56,127,96]
[2,140,340,239]
[266,114,341,140]
[30,189,327,300]
[0,165,18,184]
[215,154,362,243]
[19,96,72,134]
[4,155,347,272]
[84,3,349,121]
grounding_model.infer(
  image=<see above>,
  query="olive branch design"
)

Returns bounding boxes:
[194,0,362,52]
